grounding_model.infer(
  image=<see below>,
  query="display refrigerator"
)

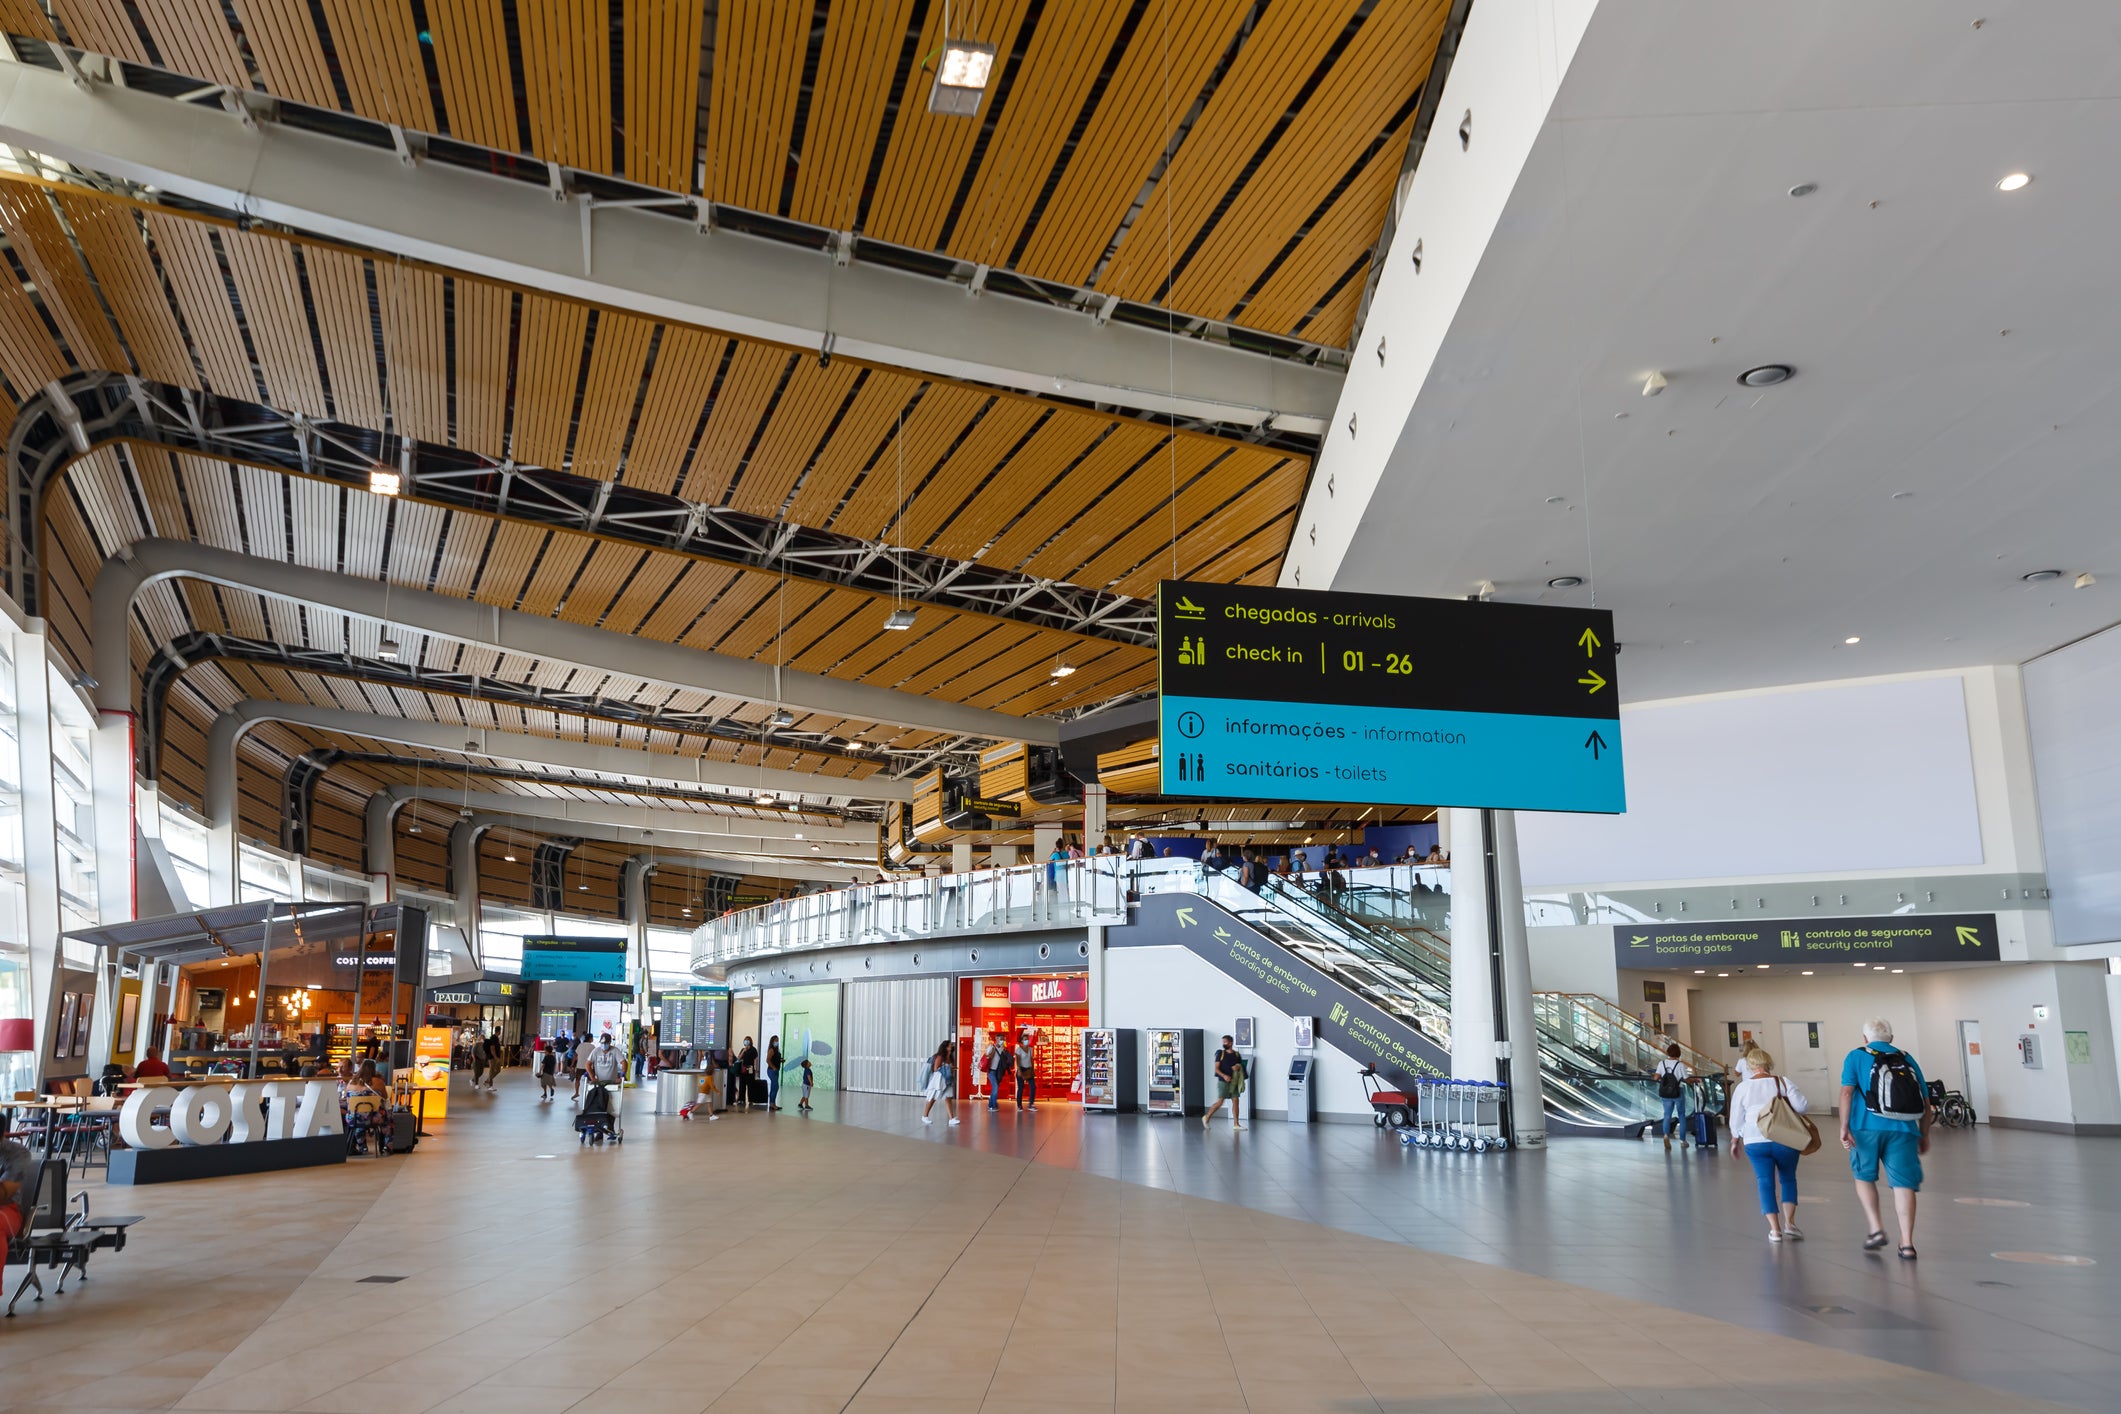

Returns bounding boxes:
[1082,1028,1138,1112]
[1145,1027,1205,1116]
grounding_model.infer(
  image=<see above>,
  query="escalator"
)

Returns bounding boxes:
[1119,865,1721,1137]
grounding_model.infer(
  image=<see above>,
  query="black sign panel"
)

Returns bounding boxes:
[1614,914,2002,968]
[1158,579,1624,812]
[1160,580,1618,718]
[1109,893,1448,1090]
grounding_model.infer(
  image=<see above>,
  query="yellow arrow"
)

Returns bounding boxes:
[1955,925,1981,947]
[1175,906,1197,928]
[1578,626,1601,656]
[1579,669,1607,693]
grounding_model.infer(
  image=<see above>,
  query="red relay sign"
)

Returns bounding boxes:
[1008,977,1087,1005]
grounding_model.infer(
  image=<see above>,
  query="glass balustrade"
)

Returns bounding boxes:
[692,856,1709,1132]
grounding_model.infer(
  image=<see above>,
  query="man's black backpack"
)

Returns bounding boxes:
[1863,1046,1928,1120]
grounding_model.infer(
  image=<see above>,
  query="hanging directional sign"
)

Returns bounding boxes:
[1157,580,1623,813]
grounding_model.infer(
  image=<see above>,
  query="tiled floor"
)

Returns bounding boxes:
[0,1078,2089,1413]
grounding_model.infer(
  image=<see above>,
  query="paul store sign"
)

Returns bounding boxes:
[118,1079,345,1149]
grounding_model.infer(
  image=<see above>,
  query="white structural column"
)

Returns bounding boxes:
[622,856,652,1033]
[1445,806,1547,1145]
[14,620,64,1081]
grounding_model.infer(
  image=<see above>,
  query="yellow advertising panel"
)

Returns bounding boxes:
[398,1025,454,1119]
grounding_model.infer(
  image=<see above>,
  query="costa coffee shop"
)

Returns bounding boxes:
[74,901,428,1077]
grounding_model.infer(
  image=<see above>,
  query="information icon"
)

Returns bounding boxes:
[1178,710,1204,739]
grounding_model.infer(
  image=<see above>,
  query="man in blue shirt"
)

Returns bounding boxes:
[1837,1018,1934,1260]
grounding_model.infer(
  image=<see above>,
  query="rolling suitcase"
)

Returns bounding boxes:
[387,1107,420,1153]
[1687,1110,1718,1149]
[748,1077,770,1106]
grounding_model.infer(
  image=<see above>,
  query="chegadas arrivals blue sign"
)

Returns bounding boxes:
[1157,580,1624,813]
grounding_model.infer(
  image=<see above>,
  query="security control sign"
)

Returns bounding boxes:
[1157,579,1623,812]
[1614,914,2001,968]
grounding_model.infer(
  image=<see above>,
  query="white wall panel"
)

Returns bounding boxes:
[1517,675,1983,887]
[2026,625,2121,946]
[843,976,951,1096]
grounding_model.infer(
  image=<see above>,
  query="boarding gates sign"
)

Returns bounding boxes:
[1156,580,1623,813]
[1614,914,2002,968]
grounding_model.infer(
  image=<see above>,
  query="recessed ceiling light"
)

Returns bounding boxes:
[1547,576,1583,589]
[1787,182,1817,198]
[1544,495,1566,505]
[1756,964,1769,969]
[1717,972,1730,977]
[1800,970,1814,975]
[2022,569,2063,583]
[1996,172,2032,192]
[1891,491,1914,501]
[1693,969,1706,974]
[1844,636,1861,645]
[1854,962,1866,967]
[1738,364,1794,387]
[793,832,803,840]
[369,467,401,496]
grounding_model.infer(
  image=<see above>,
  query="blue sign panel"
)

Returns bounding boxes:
[1158,580,1624,814]
[520,935,628,983]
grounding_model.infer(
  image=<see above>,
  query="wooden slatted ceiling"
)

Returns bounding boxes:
[234,0,339,109]
[423,0,516,152]
[786,0,914,230]
[10,3,1446,341]
[1237,115,1407,339]
[12,182,1305,627]
[0,182,126,373]
[624,0,705,193]
[49,0,150,63]
[863,0,1035,252]
[377,263,450,444]
[707,0,813,215]
[136,0,248,89]
[1009,0,1245,288]
[944,1,1133,269]
[0,232,73,398]
[0,0,53,40]
[678,342,790,502]
[53,446,1153,728]
[519,0,615,175]
[1168,0,1436,321]
[146,213,259,400]
[314,0,436,132]
[1100,0,1365,304]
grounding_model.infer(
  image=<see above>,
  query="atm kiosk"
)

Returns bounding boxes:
[1286,1015,1317,1123]
[1234,1017,1256,1123]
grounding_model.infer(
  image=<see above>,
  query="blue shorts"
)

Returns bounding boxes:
[1848,1128,1922,1190]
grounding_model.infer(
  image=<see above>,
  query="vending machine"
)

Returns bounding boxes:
[1145,1027,1205,1116]
[1081,1028,1138,1112]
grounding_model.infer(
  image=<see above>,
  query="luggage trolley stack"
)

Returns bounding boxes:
[1401,1078,1509,1153]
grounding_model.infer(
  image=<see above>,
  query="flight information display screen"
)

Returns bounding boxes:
[1157,580,1624,813]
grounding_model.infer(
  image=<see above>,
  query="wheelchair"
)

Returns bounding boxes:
[1926,1078,1977,1129]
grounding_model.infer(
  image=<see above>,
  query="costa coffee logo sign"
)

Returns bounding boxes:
[118,1080,344,1149]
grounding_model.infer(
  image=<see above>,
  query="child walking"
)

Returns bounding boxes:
[798,1056,814,1112]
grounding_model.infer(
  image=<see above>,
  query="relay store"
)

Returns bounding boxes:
[958,974,1088,1106]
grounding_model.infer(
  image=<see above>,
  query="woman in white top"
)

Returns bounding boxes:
[1727,1048,1812,1242]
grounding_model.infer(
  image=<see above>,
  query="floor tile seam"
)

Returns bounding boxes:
[837,1144,1062,1410]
